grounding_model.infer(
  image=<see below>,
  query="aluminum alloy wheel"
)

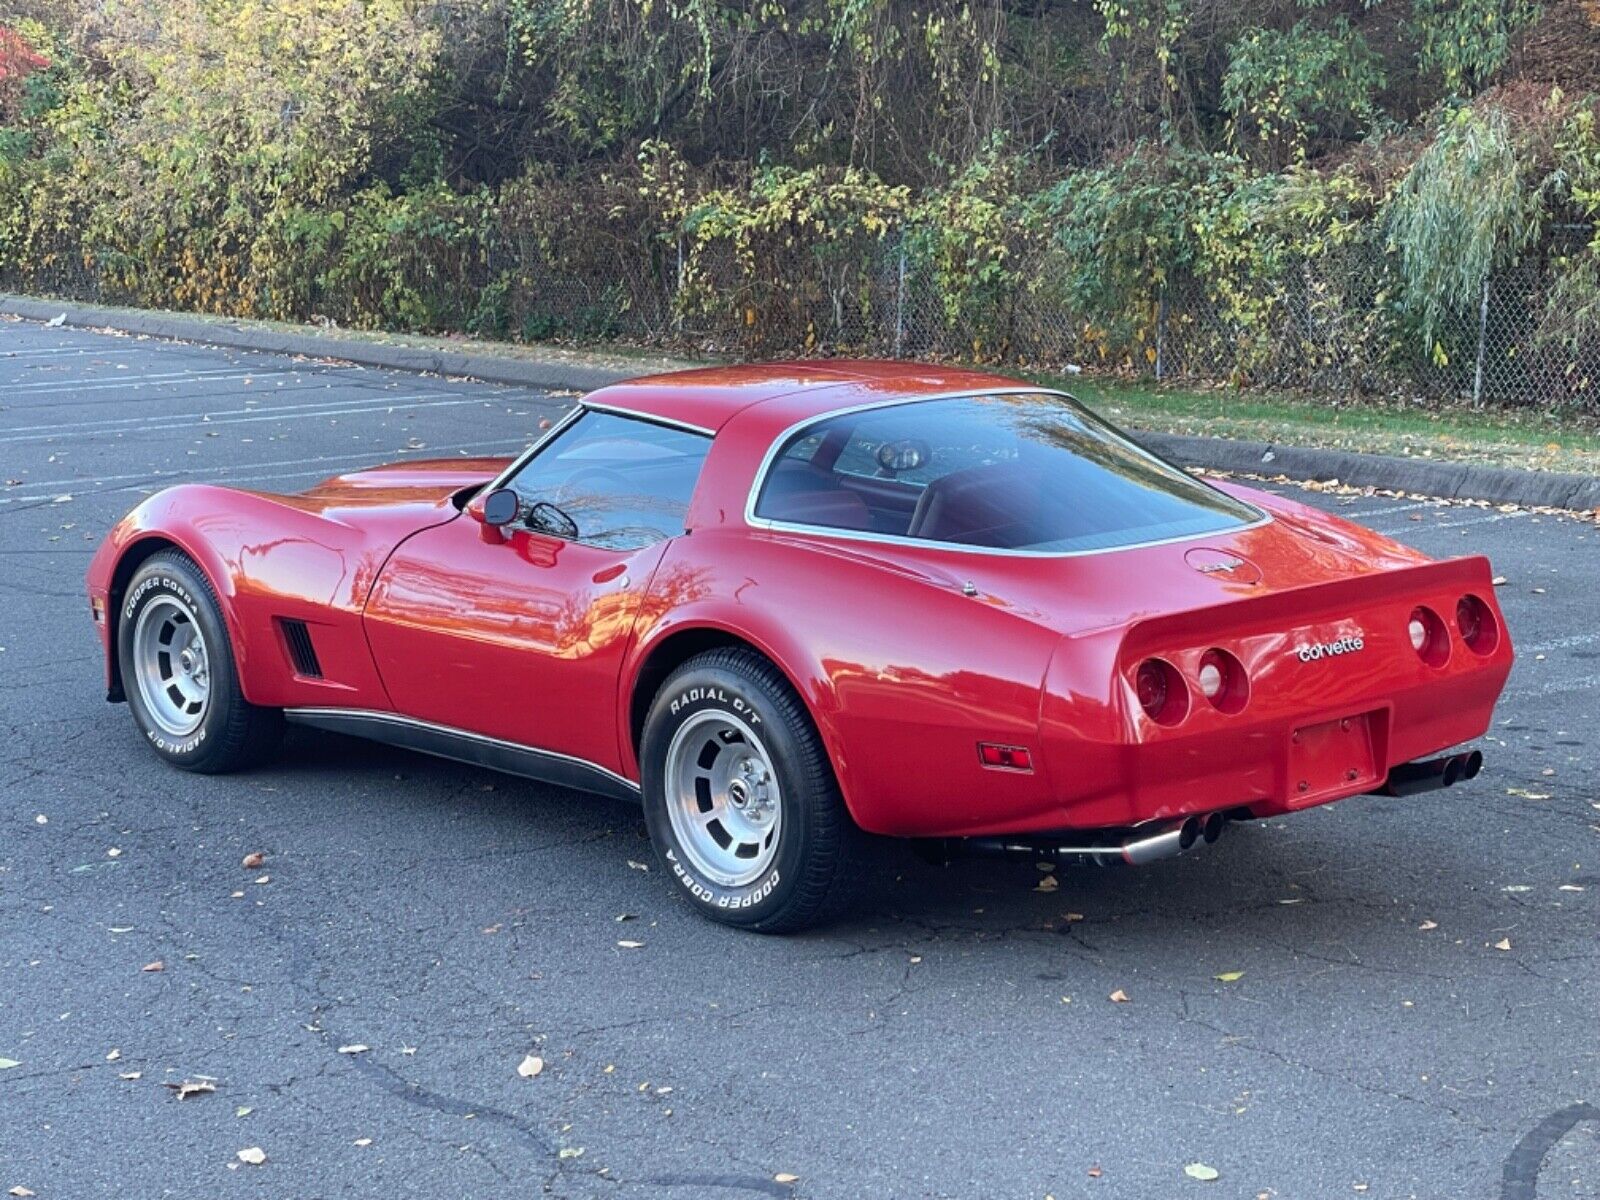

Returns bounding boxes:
[664,710,782,888]
[131,594,210,737]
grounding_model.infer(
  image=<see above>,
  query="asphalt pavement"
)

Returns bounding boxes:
[0,315,1595,1199]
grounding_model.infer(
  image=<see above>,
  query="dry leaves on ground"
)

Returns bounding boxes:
[236,1147,267,1166]
[166,1080,216,1100]
[241,851,264,869]
[1109,989,1129,1003]
[517,1055,544,1078]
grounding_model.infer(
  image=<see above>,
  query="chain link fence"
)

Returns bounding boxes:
[7,219,1598,410]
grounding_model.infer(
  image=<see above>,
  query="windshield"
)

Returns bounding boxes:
[751,392,1260,553]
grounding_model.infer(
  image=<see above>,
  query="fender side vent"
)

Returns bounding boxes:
[279,619,323,679]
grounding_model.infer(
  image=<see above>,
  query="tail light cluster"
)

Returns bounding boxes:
[1135,648,1249,725]
[1135,593,1499,724]
[1409,593,1500,666]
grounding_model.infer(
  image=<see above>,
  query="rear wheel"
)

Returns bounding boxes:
[118,551,281,773]
[640,648,863,932]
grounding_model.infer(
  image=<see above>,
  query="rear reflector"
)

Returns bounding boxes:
[978,743,1033,772]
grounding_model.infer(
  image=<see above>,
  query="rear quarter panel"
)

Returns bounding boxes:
[625,529,1067,835]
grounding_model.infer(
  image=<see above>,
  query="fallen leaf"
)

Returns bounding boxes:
[106,847,122,858]
[558,1147,584,1159]
[1034,874,1059,892]
[337,1044,369,1055]
[1419,920,1439,931]
[119,1071,142,1080]
[241,851,264,869]
[1558,884,1585,892]
[236,1106,252,1117]
[1213,971,1244,983]
[774,1173,800,1185]
[141,961,164,973]
[1492,575,1507,586]
[236,1147,267,1166]
[165,1080,216,1100]
[1184,1163,1220,1182]
[626,860,650,872]
[354,1137,372,1147]
[253,874,270,885]
[11,1188,36,1197]
[1494,938,1512,951]
[106,1048,121,1061]
[1063,912,1085,923]
[517,1054,544,1078]
[1506,788,1551,801]
[1087,1166,1103,1178]
[617,940,645,949]
[1109,989,1129,1003]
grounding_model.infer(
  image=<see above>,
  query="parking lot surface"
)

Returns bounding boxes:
[0,315,1595,1199]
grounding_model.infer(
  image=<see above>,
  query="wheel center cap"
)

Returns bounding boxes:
[727,779,750,809]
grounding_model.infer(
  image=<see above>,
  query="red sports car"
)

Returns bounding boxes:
[87,363,1513,930]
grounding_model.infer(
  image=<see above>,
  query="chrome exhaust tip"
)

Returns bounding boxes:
[1120,816,1202,866]
[1199,811,1225,844]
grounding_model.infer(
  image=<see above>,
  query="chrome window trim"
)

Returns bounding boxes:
[740,387,1271,560]
[283,707,640,795]
[581,399,716,437]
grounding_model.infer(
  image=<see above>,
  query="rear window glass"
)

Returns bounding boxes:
[752,392,1260,553]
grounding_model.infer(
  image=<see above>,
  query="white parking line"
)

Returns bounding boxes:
[1519,630,1600,655]
[1423,510,1529,532]
[0,389,483,438]
[1342,500,1440,520]
[0,366,276,393]
[0,393,507,445]
[0,442,530,505]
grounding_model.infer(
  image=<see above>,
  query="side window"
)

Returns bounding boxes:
[504,410,711,551]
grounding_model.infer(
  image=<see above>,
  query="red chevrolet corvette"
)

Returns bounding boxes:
[87,363,1513,930]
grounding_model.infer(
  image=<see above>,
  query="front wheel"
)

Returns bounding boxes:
[118,550,281,773]
[639,648,863,932]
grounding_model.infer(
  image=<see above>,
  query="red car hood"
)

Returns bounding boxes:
[285,456,514,515]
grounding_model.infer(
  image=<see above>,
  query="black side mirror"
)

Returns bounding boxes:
[481,487,521,528]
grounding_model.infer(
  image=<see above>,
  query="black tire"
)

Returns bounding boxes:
[117,550,282,773]
[639,647,864,932]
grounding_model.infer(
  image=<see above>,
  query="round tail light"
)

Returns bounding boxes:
[1135,658,1187,725]
[1456,594,1499,655]
[1408,605,1450,667]
[1197,648,1248,713]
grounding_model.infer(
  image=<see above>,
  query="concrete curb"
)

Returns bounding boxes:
[7,294,1598,511]
[0,295,631,393]
[1138,432,1600,512]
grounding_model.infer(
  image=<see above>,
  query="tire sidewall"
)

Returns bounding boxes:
[640,663,818,926]
[118,557,237,768]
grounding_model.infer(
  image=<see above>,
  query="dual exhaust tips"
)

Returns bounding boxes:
[954,747,1486,870]
[961,810,1226,869]
[1373,749,1484,797]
